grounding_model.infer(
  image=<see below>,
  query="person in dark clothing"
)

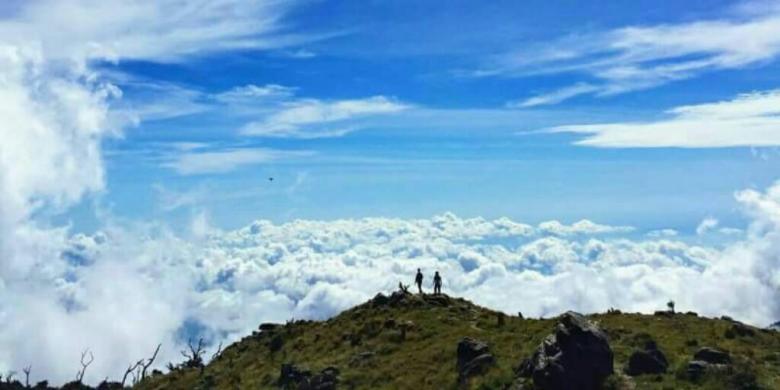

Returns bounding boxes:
[415,268,424,294]
[433,271,442,295]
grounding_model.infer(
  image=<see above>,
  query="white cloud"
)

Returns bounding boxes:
[508,83,599,108]
[697,217,720,235]
[537,219,634,236]
[119,81,411,140]
[240,96,410,138]
[163,148,313,175]
[0,0,316,384]
[4,182,780,384]
[549,89,780,147]
[214,84,297,104]
[0,0,306,62]
[490,4,780,105]
[647,229,679,238]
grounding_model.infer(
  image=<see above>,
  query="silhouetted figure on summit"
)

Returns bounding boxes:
[415,268,424,294]
[433,271,442,295]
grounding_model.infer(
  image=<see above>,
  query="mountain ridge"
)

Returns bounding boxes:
[3,290,779,389]
[134,290,780,389]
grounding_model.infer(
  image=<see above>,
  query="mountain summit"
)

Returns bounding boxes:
[131,289,780,389]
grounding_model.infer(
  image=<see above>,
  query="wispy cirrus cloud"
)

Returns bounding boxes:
[117,81,411,140]
[163,148,313,175]
[549,89,780,147]
[507,83,599,108]
[491,2,780,106]
[0,0,310,62]
[213,84,297,104]
[240,96,410,138]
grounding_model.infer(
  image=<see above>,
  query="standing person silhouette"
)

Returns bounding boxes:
[415,268,424,294]
[433,271,442,295]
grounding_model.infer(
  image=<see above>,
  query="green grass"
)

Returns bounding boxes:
[135,294,780,389]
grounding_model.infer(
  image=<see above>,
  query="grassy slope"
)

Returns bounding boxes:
[136,294,780,389]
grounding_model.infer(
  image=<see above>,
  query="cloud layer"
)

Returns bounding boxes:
[2,190,780,385]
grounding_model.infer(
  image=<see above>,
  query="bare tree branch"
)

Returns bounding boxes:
[210,341,223,361]
[76,349,94,383]
[121,360,143,387]
[22,365,31,388]
[140,343,162,380]
[180,338,205,368]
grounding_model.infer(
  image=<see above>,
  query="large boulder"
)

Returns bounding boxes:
[517,311,613,390]
[686,360,709,381]
[684,347,731,381]
[371,293,390,307]
[694,347,731,365]
[625,340,668,376]
[457,337,495,383]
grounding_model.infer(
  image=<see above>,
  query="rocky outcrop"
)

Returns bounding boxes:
[516,311,613,390]
[725,322,756,338]
[694,347,731,365]
[685,347,731,381]
[625,340,668,376]
[456,337,495,384]
[278,364,339,390]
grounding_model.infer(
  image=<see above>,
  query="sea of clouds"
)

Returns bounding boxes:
[2,196,780,384]
[1,0,780,385]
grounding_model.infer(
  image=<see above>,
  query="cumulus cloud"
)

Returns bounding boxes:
[537,219,634,236]
[548,89,780,147]
[487,3,780,105]
[0,0,314,384]
[5,194,780,385]
[4,153,780,385]
[3,0,780,386]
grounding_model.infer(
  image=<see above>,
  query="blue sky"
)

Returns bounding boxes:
[55,0,779,235]
[7,1,780,381]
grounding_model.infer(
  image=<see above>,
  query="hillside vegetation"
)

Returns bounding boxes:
[130,290,780,390]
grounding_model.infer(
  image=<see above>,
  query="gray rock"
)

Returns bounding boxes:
[686,360,709,381]
[625,341,668,376]
[278,364,311,388]
[259,322,280,331]
[516,311,613,390]
[460,354,496,383]
[371,293,389,307]
[694,347,731,365]
[278,364,339,390]
[457,338,490,369]
[457,337,495,384]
